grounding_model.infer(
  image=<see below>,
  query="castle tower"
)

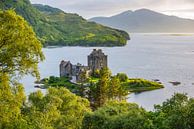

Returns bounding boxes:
[88,49,107,73]
[59,60,72,77]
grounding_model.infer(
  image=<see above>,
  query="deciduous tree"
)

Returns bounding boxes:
[0,10,44,80]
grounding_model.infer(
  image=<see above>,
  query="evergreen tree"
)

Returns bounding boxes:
[78,70,88,97]
[94,68,111,108]
[108,76,120,100]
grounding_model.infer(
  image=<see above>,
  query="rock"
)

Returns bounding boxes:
[169,81,181,86]
[153,79,160,82]
[152,79,162,84]
[34,85,41,88]
[34,84,45,89]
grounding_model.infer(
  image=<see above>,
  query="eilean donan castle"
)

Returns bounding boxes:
[60,49,107,82]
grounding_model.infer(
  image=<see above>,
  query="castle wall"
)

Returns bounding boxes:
[60,49,108,82]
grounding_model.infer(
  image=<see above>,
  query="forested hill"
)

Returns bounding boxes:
[0,0,130,46]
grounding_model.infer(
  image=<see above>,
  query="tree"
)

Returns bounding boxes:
[88,69,128,109]
[152,93,194,129]
[0,73,28,129]
[78,70,89,97]
[116,73,128,82]
[26,87,91,129]
[82,101,153,129]
[108,76,121,100]
[94,68,111,108]
[110,76,128,101]
[0,10,44,80]
[0,10,44,129]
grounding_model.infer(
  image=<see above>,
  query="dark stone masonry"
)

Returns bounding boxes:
[60,49,107,82]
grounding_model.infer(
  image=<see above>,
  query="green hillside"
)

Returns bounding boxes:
[0,0,130,46]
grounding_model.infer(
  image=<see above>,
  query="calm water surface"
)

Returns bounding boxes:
[22,34,194,110]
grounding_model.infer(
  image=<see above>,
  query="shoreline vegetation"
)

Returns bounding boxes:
[35,74,164,94]
[34,68,164,111]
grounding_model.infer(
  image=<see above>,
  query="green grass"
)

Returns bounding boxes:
[38,76,164,94]
[39,76,79,92]
[169,34,194,36]
[122,78,164,93]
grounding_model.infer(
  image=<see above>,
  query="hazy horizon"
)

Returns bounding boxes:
[30,0,194,20]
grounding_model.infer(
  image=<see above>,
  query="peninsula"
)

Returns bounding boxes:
[0,0,130,46]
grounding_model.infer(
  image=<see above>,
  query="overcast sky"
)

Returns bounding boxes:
[30,0,194,19]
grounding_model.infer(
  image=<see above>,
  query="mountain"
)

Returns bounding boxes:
[0,0,129,46]
[90,9,194,33]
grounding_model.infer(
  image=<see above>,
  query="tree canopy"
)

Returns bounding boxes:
[0,10,44,79]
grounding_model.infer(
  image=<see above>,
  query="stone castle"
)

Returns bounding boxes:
[60,49,107,82]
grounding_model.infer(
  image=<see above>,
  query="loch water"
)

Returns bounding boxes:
[22,33,194,110]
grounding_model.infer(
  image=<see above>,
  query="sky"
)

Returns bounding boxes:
[30,0,194,19]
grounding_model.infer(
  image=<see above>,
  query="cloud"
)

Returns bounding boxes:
[30,0,194,19]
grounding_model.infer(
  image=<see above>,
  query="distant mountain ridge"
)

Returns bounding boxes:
[0,0,129,46]
[90,9,194,33]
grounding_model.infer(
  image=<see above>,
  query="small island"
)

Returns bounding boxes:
[36,49,164,95]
